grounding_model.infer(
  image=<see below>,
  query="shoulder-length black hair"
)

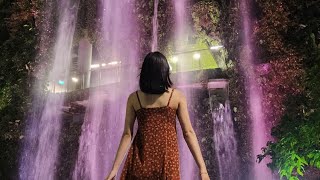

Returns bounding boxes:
[139,52,173,94]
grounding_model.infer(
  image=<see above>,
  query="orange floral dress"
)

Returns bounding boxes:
[120,89,180,180]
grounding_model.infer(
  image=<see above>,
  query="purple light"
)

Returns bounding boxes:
[19,1,80,179]
[172,0,197,179]
[72,0,139,179]
[177,79,228,89]
[239,0,273,179]
[256,63,272,76]
[151,0,159,51]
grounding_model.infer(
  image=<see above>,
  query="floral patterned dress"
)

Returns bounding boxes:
[120,89,180,180]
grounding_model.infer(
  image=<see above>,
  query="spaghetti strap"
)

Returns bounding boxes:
[136,91,142,108]
[167,89,174,106]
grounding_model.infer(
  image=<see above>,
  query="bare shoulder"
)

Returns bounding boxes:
[127,91,137,103]
[172,88,186,102]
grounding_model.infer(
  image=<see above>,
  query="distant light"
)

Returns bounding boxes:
[108,61,120,65]
[193,53,201,60]
[169,64,173,71]
[90,64,100,69]
[101,63,106,67]
[72,77,79,83]
[210,45,223,50]
[172,56,178,63]
[58,80,65,85]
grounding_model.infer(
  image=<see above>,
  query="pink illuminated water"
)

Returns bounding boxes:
[173,0,188,47]
[210,99,239,180]
[73,90,128,180]
[19,1,79,180]
[239,0,272,179]
[72,0,139,180]
[151,0,159,51]
[172,1,198,180]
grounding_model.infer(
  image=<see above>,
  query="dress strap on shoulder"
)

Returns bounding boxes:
[167,89,174,106]
[136,91,142,108]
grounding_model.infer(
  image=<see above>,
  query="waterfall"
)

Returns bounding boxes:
[210,98,240,180]
[72,0,139,179]
[19,1,80,179]
[171,1,198,180]
[239,0,272,179]
[151,0,159,51]
[73,91,110,180]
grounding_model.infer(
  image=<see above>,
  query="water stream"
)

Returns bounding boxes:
[72,0,139,179]
[209,97,240,180]
[19,1,80,179]
[151,0,159,51]
[239,0,272,179]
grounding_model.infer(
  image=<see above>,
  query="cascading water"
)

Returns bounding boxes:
[174,88,197,180]
[239,0,272,179]
[172,1,241,179]
[73,91,112,180]
[173,0,187,47]
[19,1,80,180]
[151,0,159,51]
[209,94,239,180]
[171,1,198,180]
[72,0,139,179]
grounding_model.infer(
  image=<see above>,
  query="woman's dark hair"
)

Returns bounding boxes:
[139,52,173,94]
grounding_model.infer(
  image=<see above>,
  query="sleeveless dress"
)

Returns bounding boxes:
[120,89,180,180]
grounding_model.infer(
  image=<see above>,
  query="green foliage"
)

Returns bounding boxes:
[0,84,12,110]
[0,21,36,113]
[305,33,320,109]
[259,111,320,179]
[0,0,39,179]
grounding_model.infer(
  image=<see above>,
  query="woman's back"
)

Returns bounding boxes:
[120,88,181,180]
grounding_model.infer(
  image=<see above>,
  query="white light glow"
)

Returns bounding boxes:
[101,63,106,67]
[90,64,100,69]
[210,45,223,50]
[193,53,201,60]
[172,56,178,63]
[72,77,79,83]
[108,61,120,65]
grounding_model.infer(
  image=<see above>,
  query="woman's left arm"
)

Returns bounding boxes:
[107,94,136,176]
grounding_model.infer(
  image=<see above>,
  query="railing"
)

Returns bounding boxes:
[48,64,138,93]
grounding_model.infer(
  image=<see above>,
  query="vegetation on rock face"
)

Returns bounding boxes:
[191,1,220,41]
[256,0,320,179]
[191,1,229,70]
[134,0,175,57]
[254,0,305,128]
[0,1,40,179]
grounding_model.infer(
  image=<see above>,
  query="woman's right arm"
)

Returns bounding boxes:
[105,93,136,179]
[176,91,210,179]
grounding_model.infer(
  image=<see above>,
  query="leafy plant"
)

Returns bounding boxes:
[0,0,39,179]
[258,111,320,180]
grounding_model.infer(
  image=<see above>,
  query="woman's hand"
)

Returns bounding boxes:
[105,170,117,180]
[200,172,210,180]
